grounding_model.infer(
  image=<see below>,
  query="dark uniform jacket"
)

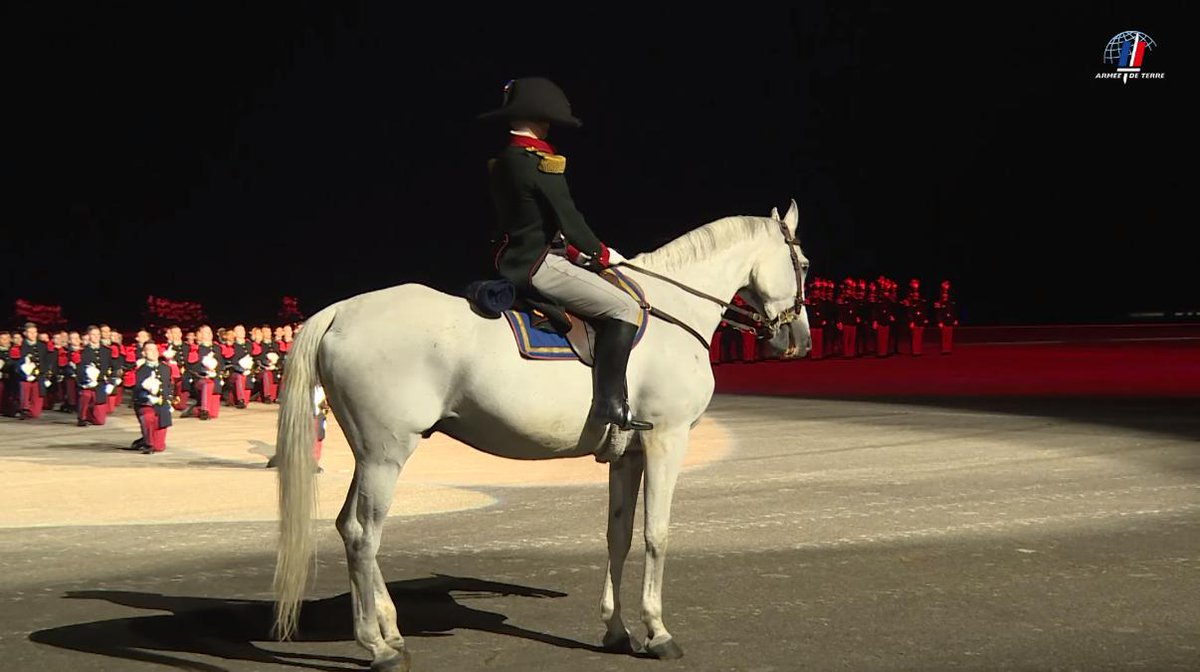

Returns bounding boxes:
[78,343,112,402]
[488,137,608,287]
[188,343,226,394]
[134,361,174,428]
[487,136,610,330]
[15,341,55,387]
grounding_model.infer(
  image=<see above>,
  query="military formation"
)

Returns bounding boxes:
[0,321,316,455]
[712,276,959,362]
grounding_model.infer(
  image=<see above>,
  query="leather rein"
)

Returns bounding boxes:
[615,218,806,351]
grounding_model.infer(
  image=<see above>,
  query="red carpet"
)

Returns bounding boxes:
[713,326,1200,398]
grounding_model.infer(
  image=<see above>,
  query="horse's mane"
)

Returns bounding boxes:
[634,216,772,272]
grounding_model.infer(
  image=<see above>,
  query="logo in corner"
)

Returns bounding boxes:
[1097,31,1164,84]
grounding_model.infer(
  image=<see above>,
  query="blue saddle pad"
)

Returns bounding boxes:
[502,310,580,359]
[501,268,649,361]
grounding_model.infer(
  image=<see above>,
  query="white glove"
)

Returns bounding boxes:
[238,355,254,371]
[162,346,175,359]
[266,352,279,365]
[202,352,218,371]
[104,383,115,395]
[20,358,35,377]
[84,364,100,386]
[44,379,53,388]
[149,395,163,406]
[606,247,628,265]
[142,376,161,395]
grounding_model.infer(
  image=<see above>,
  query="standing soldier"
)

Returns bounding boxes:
[870,276,897,357]
[836,278,860,358]
[187,324,224,420]
[803,278,825,359]
[901,279,930,356]
[77,325,112,426]
[133,341,174,454]
[14,322,55,419]
[935,280,959,355]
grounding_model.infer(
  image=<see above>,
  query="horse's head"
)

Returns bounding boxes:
[745,199,812,359]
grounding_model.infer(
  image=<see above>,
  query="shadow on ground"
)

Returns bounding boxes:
[29,574,617,671]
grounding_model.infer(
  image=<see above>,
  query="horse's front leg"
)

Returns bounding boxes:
[639,426,688,659]
[600,448,644,653]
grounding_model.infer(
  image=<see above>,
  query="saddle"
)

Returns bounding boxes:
[464,268,649,366]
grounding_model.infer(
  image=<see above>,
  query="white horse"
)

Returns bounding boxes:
[272,199,812,671]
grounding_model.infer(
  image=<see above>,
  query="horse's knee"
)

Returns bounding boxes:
[644,526,669,559]
[336,511,363,544]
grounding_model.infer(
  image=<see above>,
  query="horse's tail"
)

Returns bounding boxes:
[272,302,338,641]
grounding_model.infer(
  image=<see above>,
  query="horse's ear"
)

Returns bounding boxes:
[783,198,799,234]
[769,206,780,221]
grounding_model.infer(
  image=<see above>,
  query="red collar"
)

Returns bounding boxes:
[509,134,555,154]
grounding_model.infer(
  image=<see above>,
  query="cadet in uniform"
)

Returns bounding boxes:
[77,325,112,426]
[479,76,651,452]
[14,322,54,419]
[187,325,225,420]
[133,341,174,453]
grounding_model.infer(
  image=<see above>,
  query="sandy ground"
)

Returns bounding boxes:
[0,401,729,528]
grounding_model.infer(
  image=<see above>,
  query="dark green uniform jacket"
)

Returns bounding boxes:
[488,141,607,290]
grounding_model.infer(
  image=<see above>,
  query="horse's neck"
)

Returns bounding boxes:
[634,237,761,344]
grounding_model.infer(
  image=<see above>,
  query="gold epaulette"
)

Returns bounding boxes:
[538,153,566,174]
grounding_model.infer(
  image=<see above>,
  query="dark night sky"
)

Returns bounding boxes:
[0,3,1187,329]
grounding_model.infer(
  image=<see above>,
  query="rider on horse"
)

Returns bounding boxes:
[479,76,654,441]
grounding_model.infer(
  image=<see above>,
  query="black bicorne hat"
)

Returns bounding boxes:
[477,77,582,128]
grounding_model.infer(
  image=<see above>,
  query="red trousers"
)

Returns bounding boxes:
[172,378,189,410]
[941,326,954,354]
[63,379,78,409]
[810,328,824,359]
[259,370,278,402]
[137,406,168,452]
[78,389,108,425]
[106,386,121,413]
[226,373,250,406]
[193,378,221,418]
[841,325,858,358]
[910,326,925,355]
[313,416,325,461]
[876,325,891,357]
[18,381,44,418]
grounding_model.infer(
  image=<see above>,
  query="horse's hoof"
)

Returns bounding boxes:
[370,648,412,672]
[602,629,643,654]
[645,635,684,660]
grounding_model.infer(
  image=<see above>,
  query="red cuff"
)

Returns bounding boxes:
[566,242,610,267]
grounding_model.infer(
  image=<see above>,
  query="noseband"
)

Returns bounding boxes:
[618,218,806,349]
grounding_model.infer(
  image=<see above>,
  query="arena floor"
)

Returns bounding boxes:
[2,336,1198,671]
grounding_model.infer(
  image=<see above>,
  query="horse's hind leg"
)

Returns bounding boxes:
[336,433,419,672]
[600,448,644,652]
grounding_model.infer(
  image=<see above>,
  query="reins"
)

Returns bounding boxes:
[614,217,806,351]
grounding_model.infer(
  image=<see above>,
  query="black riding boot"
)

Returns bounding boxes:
[588,319,653,431]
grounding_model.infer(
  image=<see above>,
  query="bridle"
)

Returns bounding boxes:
[617,217,807,351]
